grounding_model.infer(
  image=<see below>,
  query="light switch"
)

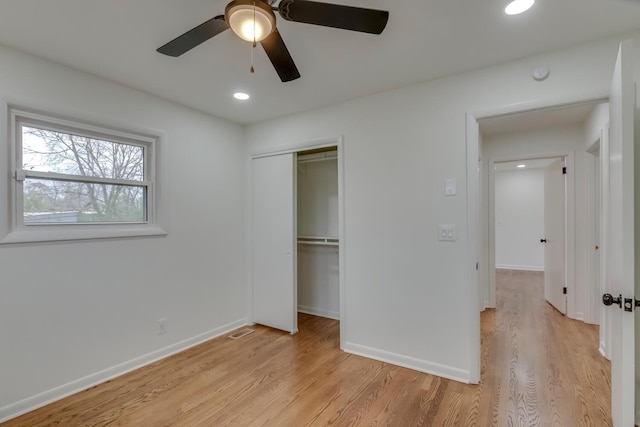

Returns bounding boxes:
[438,224,456,241]
[445,178,457,196]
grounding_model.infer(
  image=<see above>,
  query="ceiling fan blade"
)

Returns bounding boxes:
[260,28,301,82]
[157,16,228,57]
[278,0,389,34]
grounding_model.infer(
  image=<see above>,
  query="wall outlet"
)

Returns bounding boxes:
[157,318,168,335]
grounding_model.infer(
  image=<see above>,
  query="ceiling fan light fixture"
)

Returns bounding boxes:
[225,0,276,42]
[504,0,535,15]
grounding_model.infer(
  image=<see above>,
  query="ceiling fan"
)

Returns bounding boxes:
[156,0,389,82]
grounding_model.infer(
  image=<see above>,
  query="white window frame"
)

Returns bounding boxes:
[0,104,168,243]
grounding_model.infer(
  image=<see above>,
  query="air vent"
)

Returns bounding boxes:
[228,328,255,340]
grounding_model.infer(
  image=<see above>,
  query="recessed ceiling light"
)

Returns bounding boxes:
[505,0,535,15]
[517,164,526,168]
[233,92,250,100]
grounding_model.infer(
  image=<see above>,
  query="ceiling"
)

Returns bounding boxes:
[0,0,639,124]
[479,101,601,136]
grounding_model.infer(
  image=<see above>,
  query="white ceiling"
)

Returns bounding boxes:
[0,0,639,124]
[479,101,600,136]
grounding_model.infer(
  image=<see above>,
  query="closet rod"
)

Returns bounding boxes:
[297,156,337,165]
[298,235,338,241]
[297,236,339,246]
[297,241,339,247]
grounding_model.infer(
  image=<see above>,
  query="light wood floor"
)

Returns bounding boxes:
[3,270,611,426]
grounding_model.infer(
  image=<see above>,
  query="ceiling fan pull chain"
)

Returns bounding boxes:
[250,1,256,74]
[250,46,255,74]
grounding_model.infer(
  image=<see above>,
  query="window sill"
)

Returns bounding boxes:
[0,224,168,244]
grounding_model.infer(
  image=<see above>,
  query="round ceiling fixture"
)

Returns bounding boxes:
[225,0,277,42]
[233,92,250,100]
[532,66,550,81]
[505,0,535,15]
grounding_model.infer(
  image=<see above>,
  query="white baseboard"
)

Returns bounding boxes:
[572,311,584,322]
[483,300,495,310]
[0,317,248,423]
[343,342,470,384]
[298,305,340,320]
[495,264,544,272]
[599,341,610,361]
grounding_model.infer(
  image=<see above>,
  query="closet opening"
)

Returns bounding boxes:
[250,139,344,347]
[296,147,340,340]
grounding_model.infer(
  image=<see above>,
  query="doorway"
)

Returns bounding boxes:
[475,101,605,316]
[493,157,567,314]
[296,148,340,321]
[467,98,618,418]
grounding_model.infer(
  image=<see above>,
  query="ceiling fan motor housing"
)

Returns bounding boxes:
[225,0,277,42]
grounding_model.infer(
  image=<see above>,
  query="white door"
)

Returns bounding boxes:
[543,158,566,314]
[605,40,635,427]
[252,153,297,333]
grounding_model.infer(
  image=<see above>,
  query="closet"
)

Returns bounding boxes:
[296,149,340,320]
[251,145,340,334]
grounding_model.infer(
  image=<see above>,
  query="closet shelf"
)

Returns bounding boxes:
[297,236,339,246]
[297,154,337,165]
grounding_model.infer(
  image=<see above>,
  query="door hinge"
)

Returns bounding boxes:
[563,287,567,295]
[562,167,567,175]
[476,262,479,271]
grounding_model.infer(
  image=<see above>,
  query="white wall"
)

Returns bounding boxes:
[297,158,340,319]
[297,246,340,319]
[584,102,610,146]
[245,31,640,383]
[297,159,339,237]
[0,46,246,420]
[494,168,545,271]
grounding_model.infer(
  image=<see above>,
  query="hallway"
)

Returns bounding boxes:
[483,269,611,425]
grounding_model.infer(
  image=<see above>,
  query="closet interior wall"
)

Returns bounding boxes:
[297,150,340,320]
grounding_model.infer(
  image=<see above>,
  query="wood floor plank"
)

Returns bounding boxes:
[1,269,612,426]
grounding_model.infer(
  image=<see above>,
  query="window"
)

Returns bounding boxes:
[1,107,167,243]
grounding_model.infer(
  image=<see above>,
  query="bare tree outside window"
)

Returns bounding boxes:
[22,126,146,224]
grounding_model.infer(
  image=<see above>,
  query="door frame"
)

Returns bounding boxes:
[248,135,346,348]
[487,153,572,314]
[592,129,612,360]
[465,91,608,386]
[586,138,606,329]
